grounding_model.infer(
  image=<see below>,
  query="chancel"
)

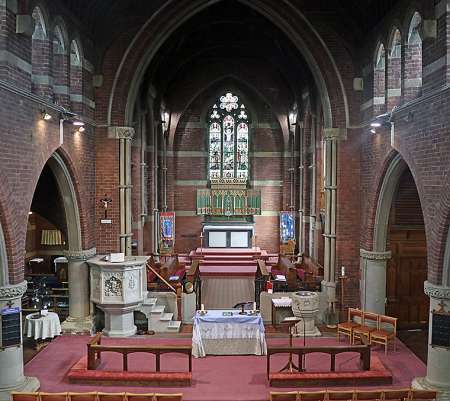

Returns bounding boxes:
[0,1,448,401]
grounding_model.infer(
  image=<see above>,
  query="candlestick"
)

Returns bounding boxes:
[201,303,205,311]
[341,266,345,277]
[253,302,256,311]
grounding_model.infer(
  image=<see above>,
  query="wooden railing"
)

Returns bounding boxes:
[87,333,192,373]
[255,259,269,309]
[186,260,202,310]
[267,345,371,378]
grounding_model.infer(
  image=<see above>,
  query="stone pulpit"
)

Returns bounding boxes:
[88,255,149,337]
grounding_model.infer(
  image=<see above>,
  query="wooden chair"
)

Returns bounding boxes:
[327,391,355,401]
[298,391,328,401]
[68,393,98,401]
[40,393,69,401]
[11,393,41,401]
[370,314,398,354]
[270,391,300,401]
[126,394,155,401]
[337,308,363,342]
[410,390,437,401]
[152,394,183,401]
[383,389,412,401]
[97,393,126,401]
[352,311,378,345]
[354,390,384,401]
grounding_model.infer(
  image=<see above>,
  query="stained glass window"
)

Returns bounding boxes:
[208,92,249,179]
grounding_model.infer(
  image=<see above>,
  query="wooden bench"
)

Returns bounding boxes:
[147,255,186,289]
[268,389,438,401]
[67,333,192,386]
[11,392,184,401]
[267,345,392,387]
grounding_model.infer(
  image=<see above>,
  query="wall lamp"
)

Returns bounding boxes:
[370,111,391,133]
[41,110,52,121]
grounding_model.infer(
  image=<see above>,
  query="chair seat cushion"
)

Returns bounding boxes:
[371,329,394,339]
[338,322,359,330]
[353,325,375,334]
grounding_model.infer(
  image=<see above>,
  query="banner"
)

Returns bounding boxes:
[159,212,175,254]
[280,211,295,244]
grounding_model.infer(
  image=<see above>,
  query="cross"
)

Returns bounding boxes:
[100,194,112,219]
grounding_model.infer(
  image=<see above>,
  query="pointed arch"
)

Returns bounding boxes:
[52,22,70,106]
[387,28,402,109]
[373,42,386,114]
[405,12,422,100]
[31,5,52,97]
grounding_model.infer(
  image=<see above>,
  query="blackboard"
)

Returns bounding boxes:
[431,312,450,349]
[1,307,21,348]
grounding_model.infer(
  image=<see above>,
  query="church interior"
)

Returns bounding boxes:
[0,0,449,400]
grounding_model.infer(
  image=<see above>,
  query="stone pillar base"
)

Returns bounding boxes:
[293,323,321,337]
[0,377,40,401]
[413,377,450,401]
[321,280,336,302]
[61,315,94,334]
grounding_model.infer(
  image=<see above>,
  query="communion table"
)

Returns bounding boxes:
[192,309,267,357]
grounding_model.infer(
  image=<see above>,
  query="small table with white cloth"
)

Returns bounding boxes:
[192,309,267,358]
[25,312,61,340]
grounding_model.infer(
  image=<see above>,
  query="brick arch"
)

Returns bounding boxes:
[427,168,450,286]
[103,0,351,132]
[168,73,288,150]
[0,171,24,284]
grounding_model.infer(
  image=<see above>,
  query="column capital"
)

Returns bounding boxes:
[323,128,347,141]
[424,281,450,300]
[360,248,391,260]
[63,247,96,262]
[0,281,27,301]
[108,126,135,140]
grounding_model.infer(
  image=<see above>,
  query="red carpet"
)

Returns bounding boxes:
[25,335,426,401]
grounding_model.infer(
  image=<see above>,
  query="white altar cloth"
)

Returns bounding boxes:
[192,309,267,357]
[25,312,61,340]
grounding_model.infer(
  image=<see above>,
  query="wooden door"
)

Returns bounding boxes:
[386,229,429,328]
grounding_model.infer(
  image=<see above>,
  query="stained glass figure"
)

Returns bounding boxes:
[208,92,249,180]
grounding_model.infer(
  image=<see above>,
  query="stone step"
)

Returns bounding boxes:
[167,320,182,331]
[150,305,165,314]
[160,312,173,321]
[143,297,157,306]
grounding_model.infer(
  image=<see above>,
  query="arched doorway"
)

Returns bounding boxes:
[25,152,83,322]
[385,168,428,328]
[373,153,429,329]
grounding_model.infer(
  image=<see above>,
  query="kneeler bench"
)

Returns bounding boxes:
[267,345,392,387]
[67,334,192,386]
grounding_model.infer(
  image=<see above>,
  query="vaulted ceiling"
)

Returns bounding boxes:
[59,0,401,48]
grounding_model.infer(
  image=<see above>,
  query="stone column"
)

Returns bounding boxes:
[321,128,346,302]
[61,248,96,333]
[108,126,135,256]
[0,282,39,400]
[298,122,304,254]
[359,249,391,314]
[413,282,450,401]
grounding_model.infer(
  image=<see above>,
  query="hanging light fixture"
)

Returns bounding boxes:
[41,110,52,120]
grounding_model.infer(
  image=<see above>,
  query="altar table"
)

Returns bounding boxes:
[192,309,267,358]
[25,312,61,340]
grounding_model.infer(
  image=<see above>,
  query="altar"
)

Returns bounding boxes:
[192,309,267,357]
[203,224,254,248]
